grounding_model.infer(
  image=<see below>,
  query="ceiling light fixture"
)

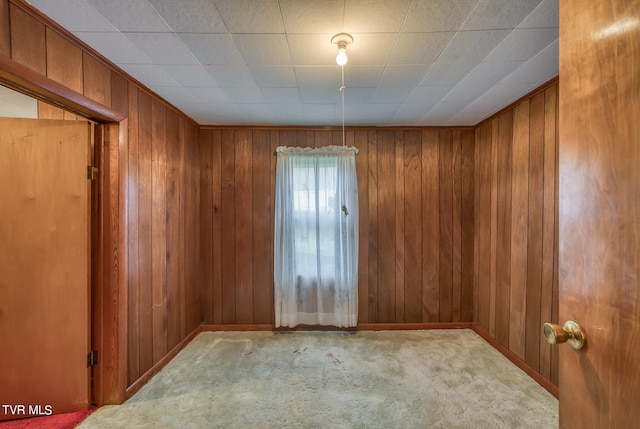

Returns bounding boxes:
[331,33,353,66]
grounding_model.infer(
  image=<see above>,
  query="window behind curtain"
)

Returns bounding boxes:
[274,146,358,328]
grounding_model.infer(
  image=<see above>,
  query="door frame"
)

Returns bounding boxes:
[0,55,128,406]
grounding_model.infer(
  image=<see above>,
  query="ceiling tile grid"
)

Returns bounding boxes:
[25,0,558,127]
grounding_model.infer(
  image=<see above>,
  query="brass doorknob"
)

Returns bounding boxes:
[543,321,586,350]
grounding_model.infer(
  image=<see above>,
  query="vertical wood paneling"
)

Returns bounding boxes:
[495,111,513,346]
[439,131,454,322]
[137,91,154,377]
[452,131,463,321]
[489,118,499,336]
[0,0,9,57]
[199,130,214,324]
[9,4,45,74]
[404,131,422,322]
[394,132,405,322]
[183,121,200,333]
[211,130,223,325]
[377,131,396,323]
[460,130,475,322]
[509,101,530,360]
[150,99,167,363]
[45,28,82,93]
[251,130,274,324]
[221,130,236,324]
[475,123,492,332]
[235,130,253,324]
[126,84,140,385]
[525,91,545,369]
[422,130,440,322]
[165,111,181,350]
[367,131,379,323]
[355,130,369,324]
[82,53,111,107]
[474,81,559,388]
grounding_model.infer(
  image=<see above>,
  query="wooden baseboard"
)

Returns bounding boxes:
[201,322,472,332]
[471,325,559,398]
[125,326,201,399]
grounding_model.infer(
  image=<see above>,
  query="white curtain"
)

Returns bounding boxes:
[274,145,359,328]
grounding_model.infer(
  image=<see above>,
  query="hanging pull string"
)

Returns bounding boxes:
[340,65,345,147]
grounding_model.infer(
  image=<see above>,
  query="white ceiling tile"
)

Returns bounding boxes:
[500,40,558,84]
[393,104,428,124]
[344,87,377,103]
[279,0,344,34]
[441,61,524,103]
[345,104,402,126]
[147,0,227,33]
[372,86,415,103]
[213,0,284,33]
[178,34,245,66]
[160,65,218,87]
[261,88,301,103]
[124,33,198,65]
[388,33,454,65]
[288,34,341,66]
[86,0,171,32]
[407,85,454,106]
[206,65,257,87]
[294,67,341,89]
[378,65,429,87]
[183,87,233,104]
[250,66,298,87]
[223,87,265,103]
[74,31,152,64]
[118,64,179,86]
[303,104,340,125]
[456,83,533,118]
[344,0,412,33]
[299,87,340,104]
[344,66,384,88]
[28,0,116,32]
[420,63,476,86]
[517,0,559,29]
[233,34,292,66]
[347,33,397,66]
[420,102,468,125]
[436,30,511,64]
[484,28,558,62]
[402,0,477,32]
[200,103,245,124]
[460,0,543,30]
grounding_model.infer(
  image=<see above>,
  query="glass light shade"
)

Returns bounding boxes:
[336,48,348,66]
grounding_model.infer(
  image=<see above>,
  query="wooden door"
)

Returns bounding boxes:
[0,118,91,420]
[558,0,640,427]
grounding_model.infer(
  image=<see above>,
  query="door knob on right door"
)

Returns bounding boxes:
[543,321,586,350]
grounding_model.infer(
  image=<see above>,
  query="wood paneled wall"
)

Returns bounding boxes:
[200,128,475,325]
[1,0,201,389]
[474,80,559,385]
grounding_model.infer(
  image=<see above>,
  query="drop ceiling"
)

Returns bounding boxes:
[25,0,558,127]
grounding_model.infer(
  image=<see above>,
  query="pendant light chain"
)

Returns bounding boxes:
[341,65,345,146]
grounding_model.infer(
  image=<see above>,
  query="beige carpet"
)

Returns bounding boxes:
[78,330,558,428]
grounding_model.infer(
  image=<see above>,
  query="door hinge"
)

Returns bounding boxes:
[87,350,98,367]
[87,166,98,181]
